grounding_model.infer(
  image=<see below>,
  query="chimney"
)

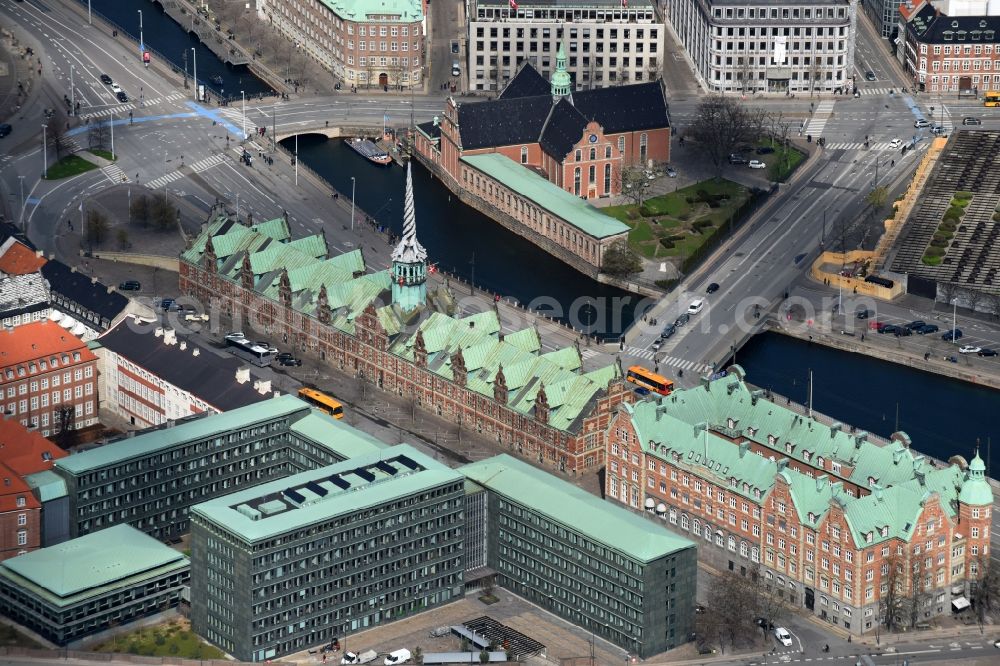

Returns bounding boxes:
[107,285,114,294]
[179,341,187,351]
[739,441,750,457]
[830,422,842,437]
[70,265,77,273]
[154,327,164,337]
[192,348,200,357]
[816,475,828,492]
[162,328,177,345]
[35,250,43,258]
[91,276,98,284]
[253,379,272,395]
[235,366,251,384]
[655,405,667,421]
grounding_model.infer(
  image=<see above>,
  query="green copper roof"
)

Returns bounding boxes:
[461,454,695,563]
[55,396,311,474]
[288,411,385,459]
[318,0,423,22]
[23,470,68,502]
[191,445,459,543]
[0,524,188,606]
[627,371,987,547]
[461,154,629,239]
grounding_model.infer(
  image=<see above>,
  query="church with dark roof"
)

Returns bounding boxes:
[416,46,671,201]
[412,48,670,276]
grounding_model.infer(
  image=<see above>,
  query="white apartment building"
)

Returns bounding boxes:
[666,0,858,94]
[467,0,662,91]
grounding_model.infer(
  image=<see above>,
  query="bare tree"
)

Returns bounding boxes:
[705,571,759,651]
[972,554,1000,628]
[85,209,110,247]
[54,404,77,449]
[687,96,765,179]
[87,118,110,152]
[618,166,649,206]
[809,57,822,97]
[983,291,1000,320]
[390,60,406,91]
[878,551,907,634]
[47,112,73,161]
[967,289,990,314]
[130,194,151,227]
[737,56,754,95]
[938,281,960,308]
[365,58,379,90]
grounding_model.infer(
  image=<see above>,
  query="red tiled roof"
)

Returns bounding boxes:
[0,419,67,477]
[0,461,40,513]
[0,321,96,373]
[0,238,47,276]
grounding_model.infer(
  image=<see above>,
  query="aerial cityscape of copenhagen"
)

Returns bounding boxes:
[0,0,998,665]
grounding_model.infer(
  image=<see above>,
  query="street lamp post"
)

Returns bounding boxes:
[952,297,958,340]
[87,0,92,25]
[240,90,246,141]
[138,10,143,58]
[70,65,75,116]
[350,177,356,231]
[191,48,198,101]
[110,111,115,161]
[294,133,298,187]
[18,176,25,230]
[41,124,48,178]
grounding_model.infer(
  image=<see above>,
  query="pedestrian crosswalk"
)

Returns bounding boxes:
[189,154,227,173]
[79,103,134,120]
[625,346,713,375]
[145,171,183,190]
[857,87,900,96]
[101,164,128,185]
[804,99,836,137]
[825,141,903,151]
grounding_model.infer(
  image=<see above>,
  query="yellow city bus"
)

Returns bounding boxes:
[298,387,345,419]
[984,92,1000,107]
[625,366,674,395]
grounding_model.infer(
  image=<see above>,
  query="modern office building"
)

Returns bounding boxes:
[51,395,384,541]
[0,419,66,561]
[605,366,994,634]
[0,524,190,644]
[461,455,697,659]
[666,0,858,93]
[94,318,273,429]
[0,321,99,436]
[189,445,465,662]
[260,0,425,88]
[467,0,662,91]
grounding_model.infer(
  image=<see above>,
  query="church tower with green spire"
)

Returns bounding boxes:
[551,44,572,103]
[391,163,428,312]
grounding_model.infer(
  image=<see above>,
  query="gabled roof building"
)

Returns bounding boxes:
[413,56,667,275]
[179,171,630,475]
[607,366,993,634]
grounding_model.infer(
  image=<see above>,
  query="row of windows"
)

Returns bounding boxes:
[3,357,87,381]
[0,309,47,328]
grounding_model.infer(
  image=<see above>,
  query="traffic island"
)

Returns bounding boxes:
[43,154,97,180]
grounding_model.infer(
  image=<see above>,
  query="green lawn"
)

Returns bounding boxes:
[44,155,97,180]
[91,149,116,161]
[758,141,805,182]
[92,621,224,659]
[604,179,751,263]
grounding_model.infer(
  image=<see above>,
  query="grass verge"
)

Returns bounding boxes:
[91,620,224,659]
[44,155,97,180]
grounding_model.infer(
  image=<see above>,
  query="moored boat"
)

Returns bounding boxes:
[346,137,392,165]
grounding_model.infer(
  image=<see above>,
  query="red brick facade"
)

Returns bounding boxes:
[178,260,630,474]
[0,321,99,438]
[605,397,992,633]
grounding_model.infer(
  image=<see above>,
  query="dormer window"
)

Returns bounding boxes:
[880,526,889,537]
[808,512,816,523]
[785,443,793,454]
[804,451,812,462]
[727,418,735,429]
[868,476,877,486]
[768,434,777,445]
[865,532,873,544]
[817,456,825,468]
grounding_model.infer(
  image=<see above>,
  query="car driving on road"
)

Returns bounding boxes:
[914,118,930,128]
[963,116,982,125]
[888,138,902,149]
[774,627,793,647]
[100,74,113,85]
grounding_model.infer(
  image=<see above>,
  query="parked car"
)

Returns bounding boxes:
[110,82,123,94]
[916,324,939,334]
[963,116,982,125]
[774,627,794,647]
[159,298,176,311]
[706,282,720,294]
[978,348,998,357]
[660,324,676,340]
[895,327,912,337]
[931,125,945,135]
[278,355,302,366]
[384,649,411,665]
[651,339,663,351]
[674,313,690,327]
[729,154,749,165]
[856,309,873,319]
[118,280,141,291]
[904,320,926,331]
[100,73,113,85]
[340,650,378,665]
[665,166,677,178]
[888,138,902,149]
[878,324,900,335]
[688,299,706,315]
[0,123,11,138]
[748,159,767,169]
[914,118,930,128]
[959,345,982,354]
[942,329,964,341]
[756,146,775,155]
[116,91,129,103]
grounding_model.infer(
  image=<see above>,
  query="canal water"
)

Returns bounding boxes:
[290,135,643,336]
[737,332,1000,477]
[80,0,273,98]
